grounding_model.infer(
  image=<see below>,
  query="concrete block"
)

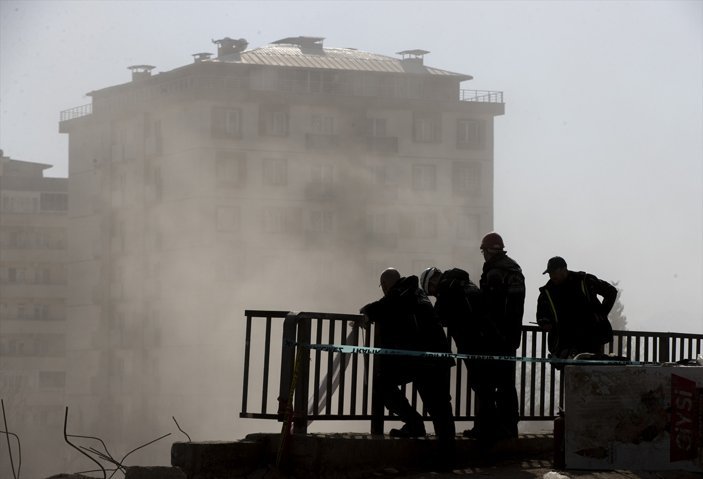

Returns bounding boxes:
[171,440,264,478]
[125,466,187,479]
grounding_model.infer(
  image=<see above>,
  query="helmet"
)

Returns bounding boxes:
[420,267,441,293]
[480,232,505,251]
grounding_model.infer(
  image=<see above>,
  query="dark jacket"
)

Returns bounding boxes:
[536,270,617,356]
[480,253,525,352]
[434,268,485,354]
[361,275,453,377]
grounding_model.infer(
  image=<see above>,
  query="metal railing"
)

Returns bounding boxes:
[59,103,92,122]
[460,89,504,103]
[241,310,703,433]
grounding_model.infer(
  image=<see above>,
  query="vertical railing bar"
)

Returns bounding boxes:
[337,320,348,415]
[326,319,335,414]
[558,367,564,412]
[241,312,253,415]
[313,317,323,416]
[454,356,463,416]
[635,334,641,362]
[627,335,632,359]
[466,362,473,419]
[539,330,547,417]
[293,317,311,433]
[261,315,272,414]
[672,335,678,362]
[350,322,360,415]
[688,337,693,361]
[549,355,556,417]
[529,330,537,417]
[519,329,528,417]
[362,323,371,415]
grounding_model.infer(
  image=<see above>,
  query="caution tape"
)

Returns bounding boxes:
[287,340,643,366]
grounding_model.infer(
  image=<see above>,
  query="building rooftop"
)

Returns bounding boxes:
[213,36,473,80]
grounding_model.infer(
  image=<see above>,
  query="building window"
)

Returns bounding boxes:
[263,207,302,234]
[452,162,481,196]
[399,214,437,238]
[412,164,436,191]
[457,119,486,149]
[414,215,437,238]
[212,107,242,139]
[367,213,391,236]
[310,211,334,234]
[215,151,247,187]
[263,158,288,186]
[413,112,441,143]
[457,214,480,241]
[259,105,289,137]
[311,115,335,134]
[311,164,334,185]
[216,206,241,232]
[40,193,68,212]
[366,118,387,137]
[39,371,65,389]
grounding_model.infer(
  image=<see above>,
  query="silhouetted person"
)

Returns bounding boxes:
[478,232,525,442]
[420,266,486,439]
[360,268,456,464]
[536,256,617,362]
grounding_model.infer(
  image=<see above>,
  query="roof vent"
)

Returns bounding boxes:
[213,37,248,59]
[128,65,156,82]
[273,36,324,54]
[397,49,430,65]
[192,52,213,63]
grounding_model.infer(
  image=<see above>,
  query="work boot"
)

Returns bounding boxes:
[389,422,426,438]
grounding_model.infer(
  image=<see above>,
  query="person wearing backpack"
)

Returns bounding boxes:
[478,232,525,442]
[536,256,617,361]
[360,268,456,460]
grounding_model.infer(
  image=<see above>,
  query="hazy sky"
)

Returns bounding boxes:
[1,0,702,334]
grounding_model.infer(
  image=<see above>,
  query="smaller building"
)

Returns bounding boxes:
[0,151,69,477]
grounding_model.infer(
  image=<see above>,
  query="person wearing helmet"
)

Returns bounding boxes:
[536,256,617,362]
[478,232,525,442]
[359,268,456,462]
[421,266,487,438]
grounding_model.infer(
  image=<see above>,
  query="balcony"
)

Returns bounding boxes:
[460,89,503,103]
[305,133,340,151]
[59,103,92,122]
[365,136,398,154]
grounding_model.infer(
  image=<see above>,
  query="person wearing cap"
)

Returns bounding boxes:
[478,232,525,442]
[536,256,617,360]
[359,268,456,461]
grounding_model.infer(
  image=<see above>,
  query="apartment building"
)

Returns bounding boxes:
[58,36,504,457]
[0,152,68,476]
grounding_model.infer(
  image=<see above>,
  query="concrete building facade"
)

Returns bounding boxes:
[58,36,504,462]
[0,152,68,476]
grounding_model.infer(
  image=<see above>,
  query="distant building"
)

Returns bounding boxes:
[58,37,504,456]
[0,152,68,476]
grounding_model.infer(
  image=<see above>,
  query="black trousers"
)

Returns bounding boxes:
[379,364,456,445]
[472,357,519,440]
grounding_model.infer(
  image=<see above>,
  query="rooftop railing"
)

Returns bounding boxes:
[59,103,92,122]
[460,89,504,103]
[240,310,703,434]
[58,85,503,124]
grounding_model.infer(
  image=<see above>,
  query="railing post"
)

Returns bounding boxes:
[658,335,670,363]
[278,312,300,420]
[293,316,311,434]
[370,325,384,435]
